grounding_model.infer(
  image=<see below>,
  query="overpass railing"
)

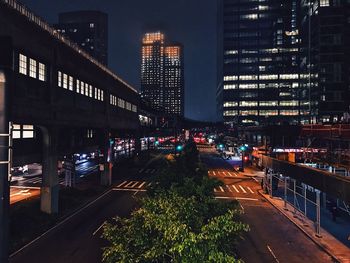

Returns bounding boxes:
[1,0,137,93]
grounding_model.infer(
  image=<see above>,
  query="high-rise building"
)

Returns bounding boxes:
[300,0,350,123]
[55,11,108,65]
[141,32,184,116]
[218,0,304,126]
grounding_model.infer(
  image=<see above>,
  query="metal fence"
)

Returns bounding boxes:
[263,170,322,236]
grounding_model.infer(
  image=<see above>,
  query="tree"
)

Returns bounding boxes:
[102,190,248,263]
[102,141,249,262]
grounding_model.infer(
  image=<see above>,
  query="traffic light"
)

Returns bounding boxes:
[176,145,183,151]
[219,144,224,149]
[155,141,160,146]
[240,145,247,151]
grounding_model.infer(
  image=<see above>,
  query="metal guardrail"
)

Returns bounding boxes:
[262,155,350,204]
[1,0,137,93]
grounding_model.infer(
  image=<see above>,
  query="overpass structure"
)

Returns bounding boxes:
[0,1,140,261]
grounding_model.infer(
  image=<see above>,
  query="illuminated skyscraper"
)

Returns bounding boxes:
[141,32,184,116]
[218,0,304,126]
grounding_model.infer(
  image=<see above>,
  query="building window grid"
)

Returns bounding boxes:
[19,54,27,75]
[29,58,37,78]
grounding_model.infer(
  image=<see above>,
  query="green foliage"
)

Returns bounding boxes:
[102,141,249,263]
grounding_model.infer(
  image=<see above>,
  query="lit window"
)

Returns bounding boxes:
[63,74,68,89]
[58,71,62,87]
[89,85,93,97]
[223,110,238,116]
[29,58,37,78]
[320,0,330,6]
[22,125,34,138]
[38,63,46,81]
[19,54,27,75]
[69,76,74,91]
[89,23,95,28]
[80,82,85,95]
[224,84,237,90]
[12,124,21,139]
[224,75,238,81]
[223,102,238,107]
[239,101,258,107]
[85,83,89,96]
[76,79,80,93]
[100,90,104,101]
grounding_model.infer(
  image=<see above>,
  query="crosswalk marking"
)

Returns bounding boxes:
[239,185,247,193]
[138,182,146,189]
[116,181,128,187]
[222,172,227,176]
[227,172,233,177]
[232,185,239,193]
[139,169,144,173]
[219,186,224,192]
[247,186,254,194]
[124,181,136,188]
[213,171,216,176]
[130,181,139,188]
[227,185,232,192]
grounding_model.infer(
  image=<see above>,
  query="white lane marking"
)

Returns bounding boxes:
[267,245,280,263]
[130,181,139,188]
[124,181,136,188]
[247,186,254,194]
[112,188,147,192]
[147,182,152,187]
[214,188,218,192]
[227,185,232,192]
[239,185,247,194]
[10,188,114,258]
[10,186,40,190]
[232,185,239,193]
[215,196,258,201]
[138,181,146,189]
[116,181,128,188]
[219,186,224,192]
[93,222,106,236]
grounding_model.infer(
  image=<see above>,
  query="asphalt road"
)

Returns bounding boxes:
[200,146,334,263]
[10,190,140,263]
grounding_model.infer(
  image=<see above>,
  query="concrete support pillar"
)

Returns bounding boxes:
[100,131,112,186]
[0,68,10,263]
[40,126,59,214]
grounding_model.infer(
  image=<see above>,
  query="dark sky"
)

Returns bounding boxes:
[20,0,218,121]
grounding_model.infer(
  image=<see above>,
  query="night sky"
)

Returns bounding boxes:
[20,0,218,121]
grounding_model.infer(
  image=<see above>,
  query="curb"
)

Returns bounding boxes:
[257,190,342,263]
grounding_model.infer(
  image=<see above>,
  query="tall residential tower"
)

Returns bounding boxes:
[55,11,108,65]
[141,32,184,116]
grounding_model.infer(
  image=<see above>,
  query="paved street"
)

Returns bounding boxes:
[10,190,140,263]
[9,161,99,205]
[200,146,334,263]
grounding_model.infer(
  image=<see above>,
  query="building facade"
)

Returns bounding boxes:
[218,0,306,126]
[55,11,108,65]
[300,0,350,123]
[141,32,184,117]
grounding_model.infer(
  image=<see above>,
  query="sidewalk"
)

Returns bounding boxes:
[259,190,350,263]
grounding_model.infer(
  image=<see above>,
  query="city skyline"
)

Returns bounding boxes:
[20,0,218,121]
